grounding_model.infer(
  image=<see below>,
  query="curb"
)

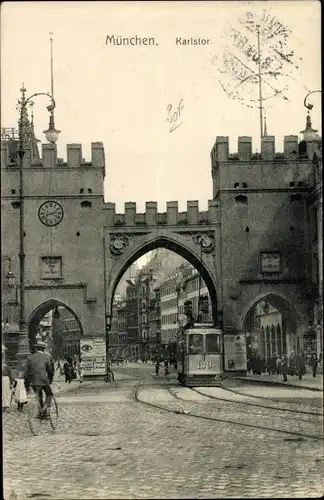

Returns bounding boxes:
[234,376,323,392]
[54,379,95,396]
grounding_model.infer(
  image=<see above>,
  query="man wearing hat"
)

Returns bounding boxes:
[24,341,55,417]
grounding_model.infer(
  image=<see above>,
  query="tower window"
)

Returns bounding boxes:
[235,195,248,206]
[289,182,295,187]
[234,183,240,189]
[80,201,92,208]
[80,189,84,194]
[11,201,20,209]
[11,189,16,195]
[88,188,92,194]
[290,194,303,203]
[242,182,248,188]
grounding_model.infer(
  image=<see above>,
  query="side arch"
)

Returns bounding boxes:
[106,234,220,325]
[27,299,84,348]
[241,293,298,333]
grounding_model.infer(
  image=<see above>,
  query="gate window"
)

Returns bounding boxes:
[205,334,220,353]
[81,201,92,208]
[235,195,248,205]
[188,333,204,353]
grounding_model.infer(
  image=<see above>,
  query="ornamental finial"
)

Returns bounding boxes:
[20,83,26,100]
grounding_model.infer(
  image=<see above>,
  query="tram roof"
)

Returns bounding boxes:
[185,323,220,332]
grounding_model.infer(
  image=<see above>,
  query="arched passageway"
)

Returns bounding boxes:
[27,300,84,358]
[243,294,298,367]
[108,236,219,326]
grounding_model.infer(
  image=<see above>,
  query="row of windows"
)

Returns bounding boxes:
[11,201,92,209]
[63,319,79,331]
[185,279,204,294]
[9,188,94,195]
[161,313,178,325]
[186,333,220,353]
[235,194,307,207]
[160,298,178,309]
[160,285,177,297]
[233,181,307,190]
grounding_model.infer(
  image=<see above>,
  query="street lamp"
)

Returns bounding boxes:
[53,307,60,319]
[2,257,15,289]
[262,301,270,315]
[304,90,322,111]
[17,85,59,366]
[105,315,112,382]
[1,257,16,339]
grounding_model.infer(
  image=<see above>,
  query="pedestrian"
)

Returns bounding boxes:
[155,361,160,376]
[164,360,169,376]
[63,361,72,383]
[105,360,115,382]
[296,351,306,380]
[281,355,288,382]
[311,353,319,378]
[78,359,84,383]
[276,356,282,376]
[14,369,28,412]
[2,345,14,412]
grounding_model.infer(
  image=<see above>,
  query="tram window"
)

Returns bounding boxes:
[206,334,220,353]
[188,334,204,353]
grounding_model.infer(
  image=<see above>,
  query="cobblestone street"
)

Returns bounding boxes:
[3,364,324,499]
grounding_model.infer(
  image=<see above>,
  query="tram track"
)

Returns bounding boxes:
[220,382,324,414]
[134,379,324,442]
[190,386,323,419]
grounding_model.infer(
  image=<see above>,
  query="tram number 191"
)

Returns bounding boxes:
[197,360,212,369]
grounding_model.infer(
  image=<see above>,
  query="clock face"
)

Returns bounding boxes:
[38,201,64,227]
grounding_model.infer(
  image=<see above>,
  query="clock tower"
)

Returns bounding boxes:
[1,121,106,360]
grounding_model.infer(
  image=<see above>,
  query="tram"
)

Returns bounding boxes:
[176,323,223,386]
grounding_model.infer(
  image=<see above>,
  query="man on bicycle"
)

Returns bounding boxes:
[24,341,55,418]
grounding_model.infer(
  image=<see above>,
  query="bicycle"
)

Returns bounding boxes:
[27,387,59,436]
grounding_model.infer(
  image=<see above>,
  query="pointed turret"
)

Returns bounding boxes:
[18,84,40,162]
[300,113,321,160]
[300,113,318,142]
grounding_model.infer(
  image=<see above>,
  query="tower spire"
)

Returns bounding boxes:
[49,32,54,98]
[43,32,61,143]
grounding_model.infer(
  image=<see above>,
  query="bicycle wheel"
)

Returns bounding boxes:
[49,396,59,430]
[27,397,42,436]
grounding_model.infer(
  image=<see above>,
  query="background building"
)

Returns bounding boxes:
[51,306,81,359]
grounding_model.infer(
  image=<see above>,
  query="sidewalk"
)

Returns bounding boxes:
[53,372,94,396]
[235,373,323,392]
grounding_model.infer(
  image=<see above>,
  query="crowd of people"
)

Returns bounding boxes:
[56,357,84,384]
[2,343,86,414]
[247,351,322,382]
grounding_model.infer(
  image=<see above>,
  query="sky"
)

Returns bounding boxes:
[1,1,321,213]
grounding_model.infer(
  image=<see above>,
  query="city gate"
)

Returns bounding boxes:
[1,128,321,366]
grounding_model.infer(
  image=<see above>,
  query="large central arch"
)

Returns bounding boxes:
[106,235,220,325]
